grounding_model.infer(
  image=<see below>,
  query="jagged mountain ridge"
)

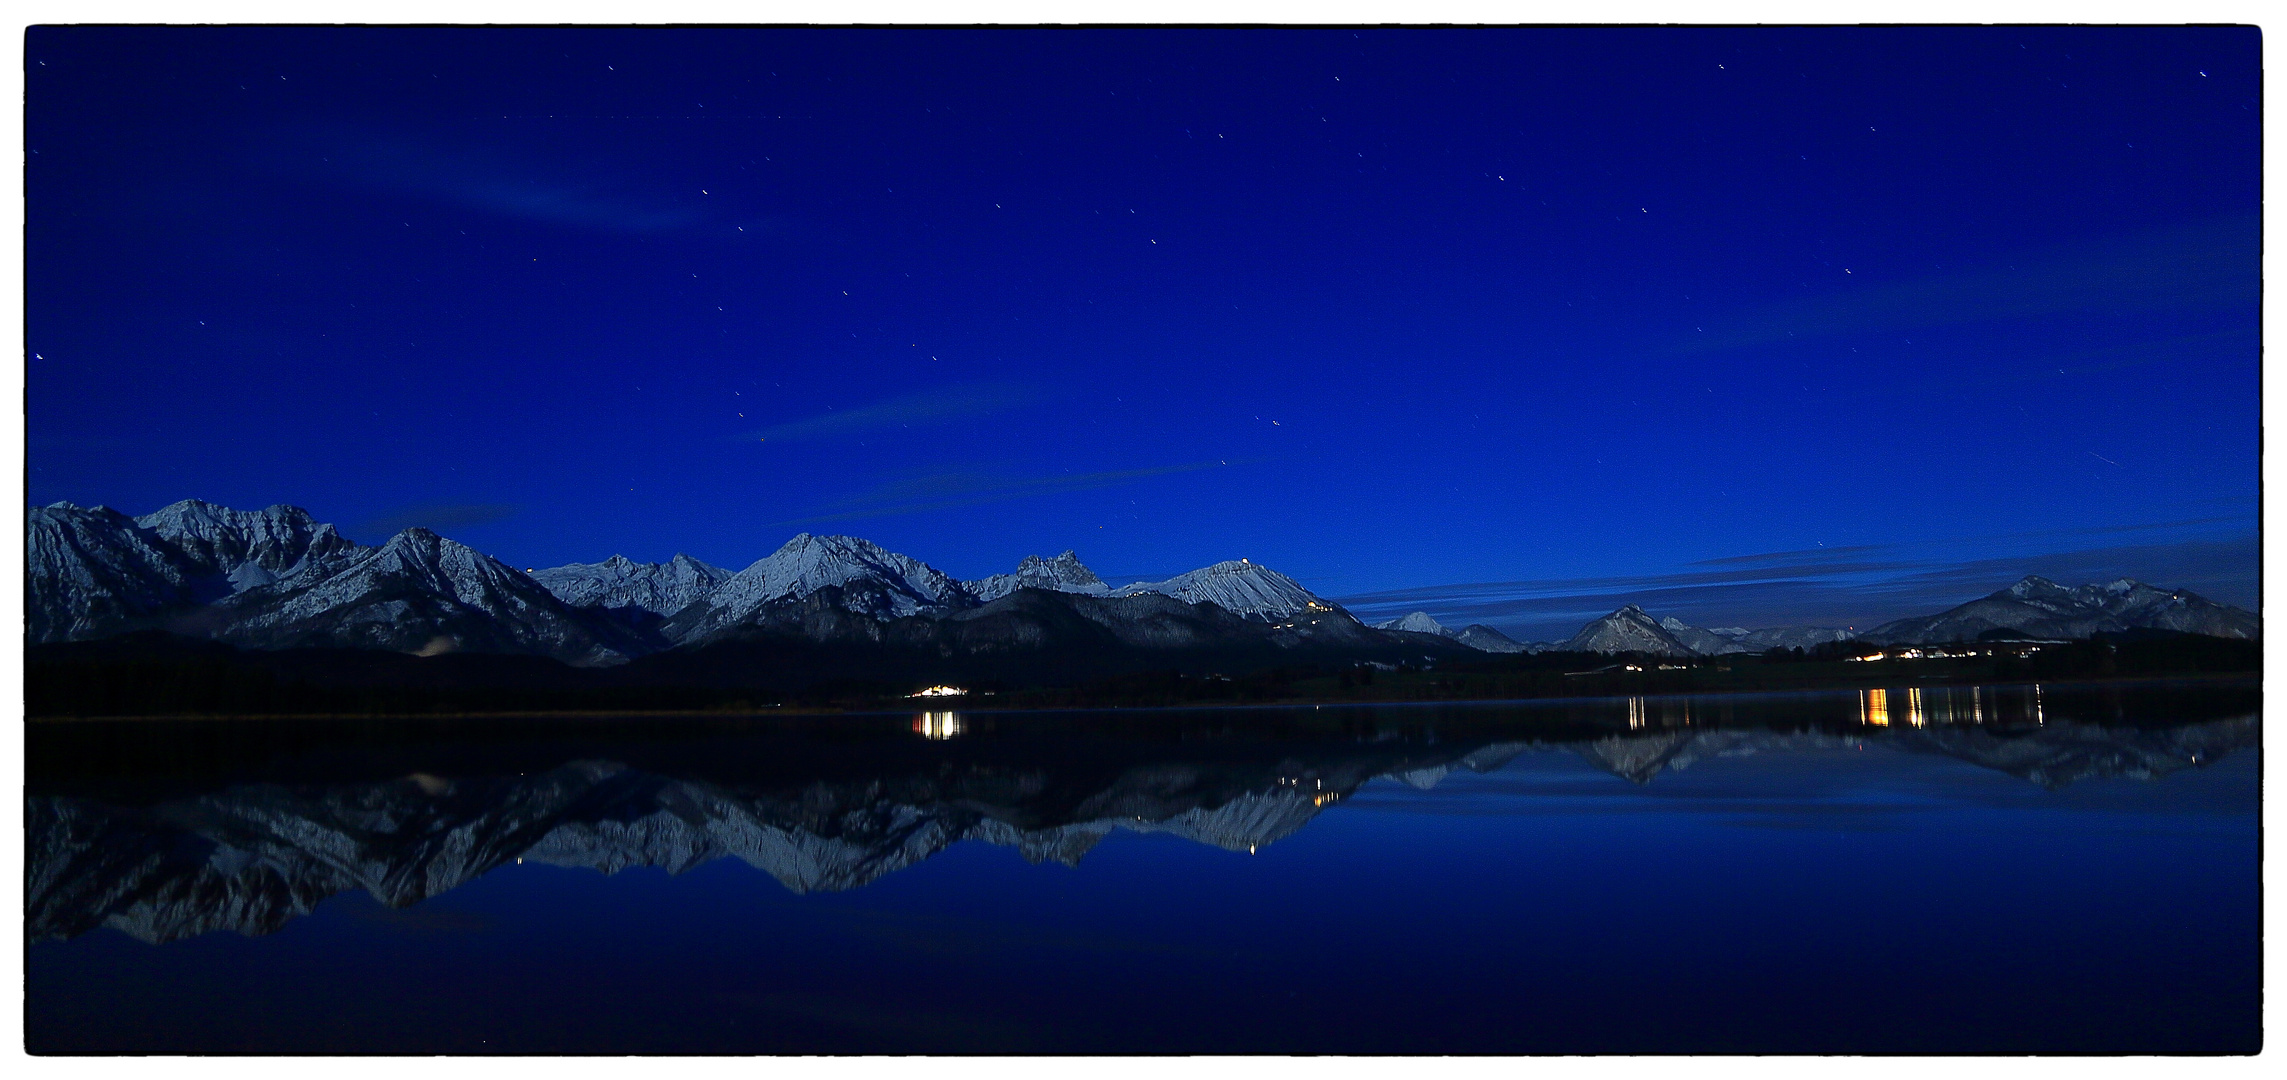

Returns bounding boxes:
[28,500,2257,668]
[1372,610,1531,654]
[28,503,641,666]
[207,528,643,667]
[1110,559,1335,623]
[28,503,206,643]
[1564,605,1697,657]
[528,554,734,617]
[134,499,366,595]
[1864,575,2259,645]
[669,533,979,639]
[967,551,1110,602]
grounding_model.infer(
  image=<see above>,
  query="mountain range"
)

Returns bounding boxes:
[26,500,2259,681]
[1858,575,2260,644]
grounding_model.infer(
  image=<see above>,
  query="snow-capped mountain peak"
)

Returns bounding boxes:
[210,527,638,666]
[1376,611,1450,636]
[968,550,1111,602]
[1866,574,2258,644]
[1110,559,1342,623]
[1564,605,1695,657]
[133,498,363,593]
[662,533,976,641]
[27,502,201,642]
[530,552,733,616]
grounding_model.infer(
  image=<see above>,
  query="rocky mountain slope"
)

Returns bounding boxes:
[207,528,642,667]
[1372,610,1530,653]
[1864,575,2259,644]
[967,551,1110,602]
[1564,605,1697,657]
[28,499,2257,672]
[529,553,733,617]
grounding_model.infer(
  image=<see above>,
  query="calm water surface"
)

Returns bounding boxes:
[27,682,2261,1054]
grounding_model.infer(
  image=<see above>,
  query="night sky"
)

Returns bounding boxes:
[26,27,2260,639]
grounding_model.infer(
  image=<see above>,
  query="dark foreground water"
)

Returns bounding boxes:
[27,681,2261,1054]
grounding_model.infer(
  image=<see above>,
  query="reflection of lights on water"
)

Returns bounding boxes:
[1861,688,1890,727]
[1906,687,1926,727]
[913,712,964,739]
[2034,684,2044,724]
[1628,697,1645,729]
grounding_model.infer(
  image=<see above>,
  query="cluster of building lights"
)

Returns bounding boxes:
[1845,644,2050,662]
[908,685,968,698]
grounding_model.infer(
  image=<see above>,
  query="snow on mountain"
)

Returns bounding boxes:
[27,503,202,643]
[134,499,365,594]
[1110,559,1342,623]
[1657,616,1757,656]
[210,527,639,666]
[1563,605,1697,657]
[1722,625,1858,651]
[662,533,976,642]
[530,553,734,616]
[967,551,1111,602]
[1864,575,2259,645]
[1451,624,1530,653]
[1368,611,1529,654]
[1375,611,1449,635]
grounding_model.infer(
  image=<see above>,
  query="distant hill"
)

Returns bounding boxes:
[1863,576,2258,645]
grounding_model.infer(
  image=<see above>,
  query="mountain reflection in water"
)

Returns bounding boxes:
[27,682,2257,947]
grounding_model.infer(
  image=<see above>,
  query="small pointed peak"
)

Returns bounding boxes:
[1617,604,1648,615]
[1057,550,1079,560]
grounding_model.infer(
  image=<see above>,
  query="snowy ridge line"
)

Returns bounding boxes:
[28,499,2259,664]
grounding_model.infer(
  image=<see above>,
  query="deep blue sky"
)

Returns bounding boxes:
[26,27,2260,637]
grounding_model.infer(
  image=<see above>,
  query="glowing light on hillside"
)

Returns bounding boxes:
[908,685,967,698]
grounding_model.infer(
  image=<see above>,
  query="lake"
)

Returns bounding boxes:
[26,681,2261,1054]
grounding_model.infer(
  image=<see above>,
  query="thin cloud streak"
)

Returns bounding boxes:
[357,502,521,540]
[287,130,717,235]
[1678,215,2257,354]
[1336,532,2258,642]
[746,384,1034,444]
[777,460,1241,525]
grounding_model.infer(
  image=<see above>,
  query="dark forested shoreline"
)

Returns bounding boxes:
[25,628,2259,719]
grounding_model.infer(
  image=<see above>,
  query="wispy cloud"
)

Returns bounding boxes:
[357,502,521,540]
[1679,216,2258,354]
[745,383,1035,444]
[779,461,1240,525]
[1335,522,2258,641]
[282,129,732,236]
